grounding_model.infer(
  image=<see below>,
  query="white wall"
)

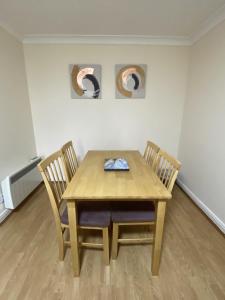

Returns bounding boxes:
[0,26,36,181]
[0,26,36,216]
[2,23,225,231]
[24,44,189,160]
[178,20,225,229]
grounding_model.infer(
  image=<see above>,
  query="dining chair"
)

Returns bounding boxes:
[155,150,181,193]
[38,150,111,265]
[143,140,160,170]
[111,149,181,259]
[61,141,79,181]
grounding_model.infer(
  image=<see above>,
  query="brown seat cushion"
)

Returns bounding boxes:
[111,201,155,223]
[61,201,111,227]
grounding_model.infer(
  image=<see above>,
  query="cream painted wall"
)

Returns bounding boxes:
[178,20,225,226]
[24,44,189,160]
[0,26,36,216]
[0,26,36,183]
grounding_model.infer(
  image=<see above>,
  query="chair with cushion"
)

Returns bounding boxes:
[111,149,181,259]
[143,140,160,170]
[61,141,79,181]
[38,150,111,265]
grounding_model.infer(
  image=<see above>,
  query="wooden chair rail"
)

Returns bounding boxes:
[118,237,153,245]
[80,242,103,249]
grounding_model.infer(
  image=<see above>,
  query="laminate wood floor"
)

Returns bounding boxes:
[0,184,225,300]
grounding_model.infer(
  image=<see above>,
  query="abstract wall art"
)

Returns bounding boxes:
[70,64,101,99]
[115,64,147,99]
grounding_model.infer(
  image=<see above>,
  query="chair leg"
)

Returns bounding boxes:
[102,228,110,265]
[112,223,119,259]
[57,230,65,261]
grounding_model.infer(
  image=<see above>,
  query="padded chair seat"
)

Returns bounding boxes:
[111,201,155,223]
[61,202,111,227]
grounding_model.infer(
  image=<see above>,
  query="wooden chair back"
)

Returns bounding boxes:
[38,150,69,225]
[144,141,160,170]
[155,150,181,193]
[61,141,79,181]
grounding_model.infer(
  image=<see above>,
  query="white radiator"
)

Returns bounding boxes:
[1,157,42,209]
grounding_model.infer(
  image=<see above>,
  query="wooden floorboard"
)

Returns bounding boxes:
[0,184,225,300]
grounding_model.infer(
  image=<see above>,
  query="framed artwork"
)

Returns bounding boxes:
[115,64,147,99]
[69,64,101,99]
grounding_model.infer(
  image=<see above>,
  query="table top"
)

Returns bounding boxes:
[62,150,172,201]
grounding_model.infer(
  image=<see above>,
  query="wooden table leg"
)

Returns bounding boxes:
[67,200,80,277]
[151,200,167,275]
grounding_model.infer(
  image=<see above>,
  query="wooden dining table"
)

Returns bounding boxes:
[62,150,172,276]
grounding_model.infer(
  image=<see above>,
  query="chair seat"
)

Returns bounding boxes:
[111,201,155,223]
[61,202,111,227]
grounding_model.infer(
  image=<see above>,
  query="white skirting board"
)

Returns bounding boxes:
[0,208,11,223]
[177,179,225,234]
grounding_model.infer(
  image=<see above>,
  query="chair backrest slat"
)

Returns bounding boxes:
[61,141,79,181]
[155,150,181,193]
[38,151,69,225]
[51,161,63,204]
[143,141,160,170]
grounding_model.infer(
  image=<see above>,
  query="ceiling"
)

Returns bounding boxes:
[0,0,225,40]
